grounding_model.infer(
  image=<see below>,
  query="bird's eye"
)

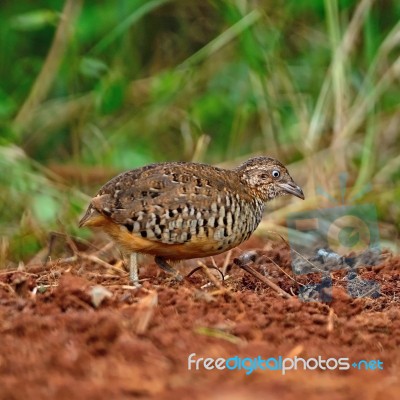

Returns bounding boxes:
[272,170,280,178]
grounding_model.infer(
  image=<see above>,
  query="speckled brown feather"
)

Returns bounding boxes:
[79,157,304,264]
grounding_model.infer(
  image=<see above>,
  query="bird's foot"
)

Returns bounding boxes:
[155,256,183,282]
[129,253,142,288]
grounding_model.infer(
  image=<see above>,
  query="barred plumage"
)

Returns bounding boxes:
[79,157,304,285]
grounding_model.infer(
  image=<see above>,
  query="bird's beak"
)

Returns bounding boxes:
[278,181,305,200]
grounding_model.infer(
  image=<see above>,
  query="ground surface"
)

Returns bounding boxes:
[0,236,399,400]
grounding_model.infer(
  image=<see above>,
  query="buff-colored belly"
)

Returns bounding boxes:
[91,214,243,260]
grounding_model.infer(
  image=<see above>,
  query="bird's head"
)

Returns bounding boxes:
[235,157,304,202]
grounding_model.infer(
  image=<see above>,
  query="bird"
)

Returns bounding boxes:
[79,156,304,286]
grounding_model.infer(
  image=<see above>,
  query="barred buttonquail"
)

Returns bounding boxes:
[79,157,304,285]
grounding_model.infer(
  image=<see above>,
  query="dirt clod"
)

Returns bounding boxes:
[0,238,399,399]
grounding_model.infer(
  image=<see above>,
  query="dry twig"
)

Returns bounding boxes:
[234,252,292,299]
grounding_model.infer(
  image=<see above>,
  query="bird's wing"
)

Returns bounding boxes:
[81,163,250,242]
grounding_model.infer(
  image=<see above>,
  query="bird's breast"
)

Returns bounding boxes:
[89,193,265,259]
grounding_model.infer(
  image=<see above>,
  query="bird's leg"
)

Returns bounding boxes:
[154,256,183,281]
[129,252,141,287]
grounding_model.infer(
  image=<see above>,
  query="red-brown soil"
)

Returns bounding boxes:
[0,236,399,400]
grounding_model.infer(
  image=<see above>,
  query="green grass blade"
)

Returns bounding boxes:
[90,0,171,54]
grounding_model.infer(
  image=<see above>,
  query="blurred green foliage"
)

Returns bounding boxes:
[1,0,400,263]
